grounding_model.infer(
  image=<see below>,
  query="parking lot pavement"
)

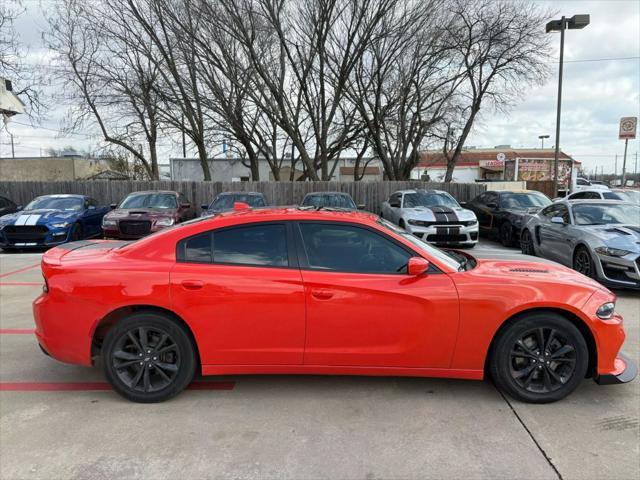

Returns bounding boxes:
[1,247,638,480]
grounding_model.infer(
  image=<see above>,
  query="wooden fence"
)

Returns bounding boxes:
[0,180,486,214]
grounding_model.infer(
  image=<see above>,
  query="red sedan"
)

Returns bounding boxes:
[33,207,636,403]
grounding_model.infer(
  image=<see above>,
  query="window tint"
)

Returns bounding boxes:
[577,179,590,186]
[555,204,570,223]
[602,191,624,200]
[540,205,558,217]
[299,223,411,274]
[184,233,212,263]
[389,193,401,206]
[214,224,288,267]
[568,192,586,200]
[211,195,234,211]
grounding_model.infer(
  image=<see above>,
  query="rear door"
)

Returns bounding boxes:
[295,221,459,368]
[170,222,306,365]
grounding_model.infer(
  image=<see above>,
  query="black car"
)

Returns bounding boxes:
[301,192,364,210]
[465,190,551,246]
[201,192,267,216]
[0,195,19,217]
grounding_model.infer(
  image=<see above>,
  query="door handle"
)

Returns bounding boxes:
[311,289,334,300]
[181,280,204,290]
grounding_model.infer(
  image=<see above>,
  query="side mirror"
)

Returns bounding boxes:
[390,201,400,208]
[180,202,191,209]
[16,205,23,211]
[486,202,498,210]
[200,203,209,210]
[357,204,366,210]
[459,201,467,207]
[407,257,430,276]
[110,203,117,209]
[87,205,96,210]
[550,216,566,225]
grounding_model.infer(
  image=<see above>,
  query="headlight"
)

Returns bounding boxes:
[155,217,175,227]
[596,302,615,320]
[407,219,428,226]
[594,247,630,257]
[461,220,478,226]
[50,222,71,229]
[102,219,117,227]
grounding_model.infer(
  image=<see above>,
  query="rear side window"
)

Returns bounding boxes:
[298,223,411,274]
[178,223,288,267]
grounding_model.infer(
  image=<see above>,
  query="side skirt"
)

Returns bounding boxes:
[201,364,484,380]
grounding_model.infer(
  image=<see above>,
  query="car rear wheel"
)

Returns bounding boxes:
[520,229,535,256]
[490,312,588,403]
[574,246,594,278]
[499,222,514,247]
[102,312,196,403]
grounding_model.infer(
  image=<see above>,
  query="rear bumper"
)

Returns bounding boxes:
[595,352,638,385]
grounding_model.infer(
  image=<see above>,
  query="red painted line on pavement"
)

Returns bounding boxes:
[0,282,43,286]
[0,381,236,392]
[0,263,40,279]
[0,329,34,334]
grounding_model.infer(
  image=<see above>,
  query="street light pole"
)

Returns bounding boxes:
[538,134,549,149]
[552,16,566,198]
[546,14,590,197]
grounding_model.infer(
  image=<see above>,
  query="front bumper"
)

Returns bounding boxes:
[406,222,479,246]
[0,226,72,248]
[595,352,638,385]
[593,251,640,290]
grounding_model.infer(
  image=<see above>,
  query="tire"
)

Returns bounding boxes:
[102,312,197,403]
[70,223,83,242]
[490,312,588,403]
[520,229,535,256]
[499,222,514,247]
[573,246,595,278]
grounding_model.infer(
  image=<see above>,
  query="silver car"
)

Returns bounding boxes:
[380,189,478,247]
[520,199,640,290]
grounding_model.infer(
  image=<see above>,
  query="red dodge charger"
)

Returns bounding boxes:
[33,207,636,403]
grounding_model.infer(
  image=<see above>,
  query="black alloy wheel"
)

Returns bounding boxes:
[70,223,83,241]
[574,247,594,278]
[520,229,535,256]
[490,312,588,403]
[499,222,513,247]
[102,313,196,403]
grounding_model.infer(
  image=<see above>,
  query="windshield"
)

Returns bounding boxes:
[210,194,265,210]
[302,194,356,209]
[377,218,460,270]
[500,193,551,209]
[25,196,83,211]
[573,204,640,226]
[120,193,178,209]
[403,191,459,209]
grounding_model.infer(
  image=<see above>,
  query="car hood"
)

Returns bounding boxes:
[580,224,640,252]
[403,206,476,221]
[0,209,82,227]
[105,208,178,220]
[471,258,608,292]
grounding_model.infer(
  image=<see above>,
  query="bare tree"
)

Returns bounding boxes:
[1,0,46,117]
[47,0,162,179]
[440,0,551,182]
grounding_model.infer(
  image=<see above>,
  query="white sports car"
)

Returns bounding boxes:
[380,189,479,247]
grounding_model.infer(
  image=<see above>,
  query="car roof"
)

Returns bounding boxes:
[568,189,605,194]
[393,189,447,195]
[304,191,352,196]
[489,190,542,194]
[35,194,86,199]
[125,190,178,195]
[217,191,263,196]
[560,199,632,205]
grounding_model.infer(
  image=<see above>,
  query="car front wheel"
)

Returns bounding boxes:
[490,312,588,403]
[102,312,196,403]
[520,229,535,256]
[499,222,514,247]
[574,246,595,278]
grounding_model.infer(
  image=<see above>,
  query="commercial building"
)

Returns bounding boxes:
[412,147,580,189]
[0,156,112,181]
[169,156,383,182]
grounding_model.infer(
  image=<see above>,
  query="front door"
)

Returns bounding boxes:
[170,222,306,365]
[296,222,459,368]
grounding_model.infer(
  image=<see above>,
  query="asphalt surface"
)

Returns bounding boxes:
[0,240,638,480]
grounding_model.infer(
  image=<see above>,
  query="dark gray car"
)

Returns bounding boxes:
[520,199,640,290]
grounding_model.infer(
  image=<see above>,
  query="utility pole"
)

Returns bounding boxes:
[614,154,617,184]
[181,114,186,158]
[621,138,629,187]
[10,133,15,158]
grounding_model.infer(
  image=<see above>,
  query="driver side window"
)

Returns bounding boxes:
[298,223,411,274]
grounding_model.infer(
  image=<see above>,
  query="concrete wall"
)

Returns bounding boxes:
[0,157,111,181]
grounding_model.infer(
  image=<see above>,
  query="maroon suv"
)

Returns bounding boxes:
[102,191,197,239]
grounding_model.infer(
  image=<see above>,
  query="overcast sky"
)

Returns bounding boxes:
[1,0,639,176]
